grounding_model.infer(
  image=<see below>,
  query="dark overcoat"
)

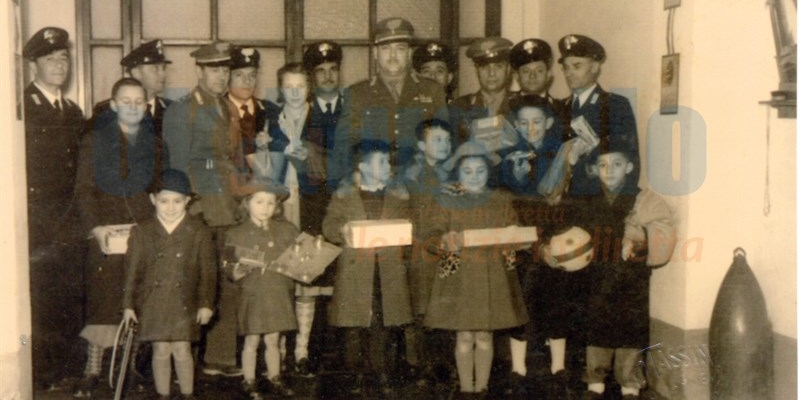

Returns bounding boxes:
[122,216,217,342]
[223,218,299,335]
[321,180,413,327]
[76,114,163,324]
[92,96,173,139]
[424,189,529,331]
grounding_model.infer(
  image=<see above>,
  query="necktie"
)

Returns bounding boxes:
[240,104,255,135]
[54,99,62,114]
[572,95,580,115]
[389,82,401,103]
[325,102,332,116]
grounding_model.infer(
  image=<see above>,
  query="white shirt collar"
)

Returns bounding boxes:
[360,183,386,192]
[316,95,339,113]
[33,81,63,108]
[228,94,255,118]
[573,84,598,108]
[157,213,186,234]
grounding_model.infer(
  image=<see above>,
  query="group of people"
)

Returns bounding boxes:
[23,15,676,400]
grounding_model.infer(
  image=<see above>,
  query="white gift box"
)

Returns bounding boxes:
[104,224,135,255]
[569,115,600,150]
[459,226,538,248]
[346,219,413,249]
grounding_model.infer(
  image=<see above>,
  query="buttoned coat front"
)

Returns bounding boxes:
[321,180,413,327]
[122,216,217,342]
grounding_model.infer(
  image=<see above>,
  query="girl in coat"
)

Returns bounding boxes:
[222,182,298,398]
[423,141,529,398]
[73,77,162,397]
[122,169,217,399]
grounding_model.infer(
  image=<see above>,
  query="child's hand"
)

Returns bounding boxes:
[622,238,635,261]
[254,131,272,150]
[196,307,213,325]
[289,145,309,161]
[442,231,462,252]
[231,263,248,281]
[567,139,590,165]
[540,244,560,269]
[506,151,532,182]
[91,226,111,254]
[123,308,138,328]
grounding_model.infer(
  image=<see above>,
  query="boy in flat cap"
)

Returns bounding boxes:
[557,34,639,196]
[331,17,449,187]
[413,41,458,102]
[509,38,569,140]
[22,26,87,387]
[92,39,173,139]
[162,41,243,377]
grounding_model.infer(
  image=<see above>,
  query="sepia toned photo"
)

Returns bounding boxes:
[0,1,796,400]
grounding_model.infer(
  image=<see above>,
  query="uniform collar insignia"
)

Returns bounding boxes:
[31,93,41,106]
[590,92,599,105]
[194,90,204,105]
[158,98,166,108]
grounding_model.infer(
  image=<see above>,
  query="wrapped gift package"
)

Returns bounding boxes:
[459,226,538,248]
[470,115,518,153]
[569,115,600,150]
[272,232,342,283]
[104,224,135,255]
[346,219,413,249]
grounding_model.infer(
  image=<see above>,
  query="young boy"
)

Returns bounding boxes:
[122,169,217,399]
[501,95,585,398]
[403,118,453,388]
[322,139,413,396]
[573,137,676,400]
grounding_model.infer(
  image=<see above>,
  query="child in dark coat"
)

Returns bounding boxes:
[222,182,298,398]
[564,137,675,400]
[122,169,217,399]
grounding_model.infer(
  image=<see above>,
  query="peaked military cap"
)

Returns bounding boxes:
[413,41,457,72]
[509,38,552,69]
[230,46,260,70]
[190,41,232,66]
[466,37,513,65]
[557,34,606,63]
[120,39,172,69]
[303,41,342,71]
[23,27,69,61]
[374,17,415,45]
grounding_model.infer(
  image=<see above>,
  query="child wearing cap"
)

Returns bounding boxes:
[73,77,164,397]
[322,139,413,396]
[423,141,528,398]
[122,169,217,400]
[222,182,298,398]
[551,138,675,400]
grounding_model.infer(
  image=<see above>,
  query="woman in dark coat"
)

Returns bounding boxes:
[73,77,162,396]
[122,169,217,398]
[423,141,529,397]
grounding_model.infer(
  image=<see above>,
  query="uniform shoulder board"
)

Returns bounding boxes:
[31,93,42,106]
[158,98,166,108]
[256,99,266,110]
[193,91,204,105]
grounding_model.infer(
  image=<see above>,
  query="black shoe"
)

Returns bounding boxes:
[269,376,295,397]
[242,379,263,399]
[505,371,527,395]
[72,374,99,398]
[294,358,315,378]
[549,369,572,400]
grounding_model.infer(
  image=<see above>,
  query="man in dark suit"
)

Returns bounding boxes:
[92,39,173,138]
[451,37,514,144]
[331,17,448,183]
[23,26,86,387]
[557,34,639,196]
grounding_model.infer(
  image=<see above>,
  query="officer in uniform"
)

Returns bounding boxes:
[451,37,514,144]
[557,34,639,196]
[331,17,448,183]
[162,41,242,377]
[92,39,173,138]
[412,40,458,102]
[509,38,570,139]
[23,26,87,387]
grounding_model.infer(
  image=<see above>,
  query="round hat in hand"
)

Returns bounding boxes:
[549,226,593,272]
